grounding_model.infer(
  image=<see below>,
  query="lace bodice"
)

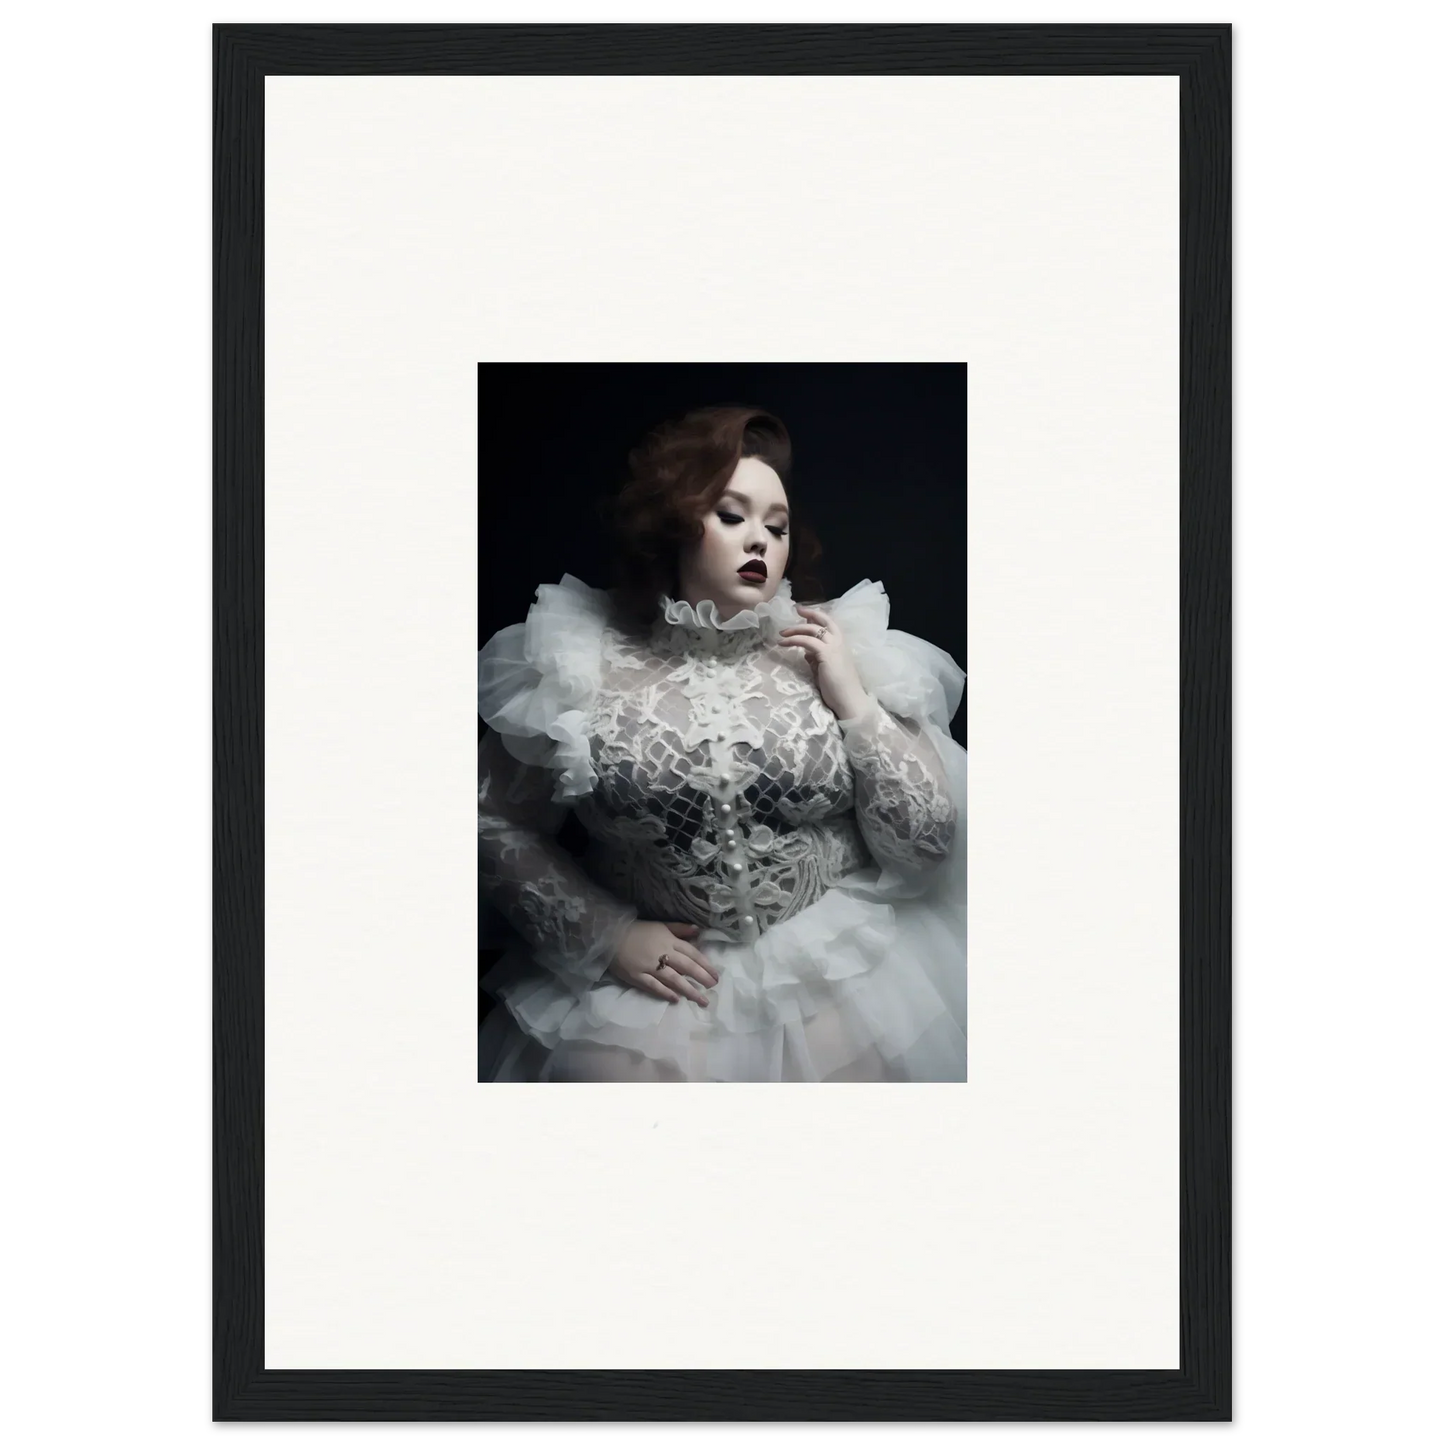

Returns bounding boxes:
[477,576,963,987]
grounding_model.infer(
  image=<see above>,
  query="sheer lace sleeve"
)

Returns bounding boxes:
[837,698,958,879]
[477,728,638,986]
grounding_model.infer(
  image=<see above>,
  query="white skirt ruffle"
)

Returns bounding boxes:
[478,729,968,1083]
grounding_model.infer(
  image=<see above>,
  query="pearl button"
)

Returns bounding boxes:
[719,803,732,817]
[742,915,755,927]
[730,862,744,876]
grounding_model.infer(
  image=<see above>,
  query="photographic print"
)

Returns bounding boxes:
[476,364,968,1081]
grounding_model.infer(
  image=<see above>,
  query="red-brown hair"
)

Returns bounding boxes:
[600,405,827,633]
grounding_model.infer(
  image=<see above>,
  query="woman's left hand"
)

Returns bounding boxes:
[779,604,875,723]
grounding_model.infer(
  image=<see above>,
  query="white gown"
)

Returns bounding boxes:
[476,573,968,1082]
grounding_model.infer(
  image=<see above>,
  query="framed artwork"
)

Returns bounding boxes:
[215,22,1229,1421]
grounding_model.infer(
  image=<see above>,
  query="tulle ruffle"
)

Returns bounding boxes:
[820,579,966,734]
[655,578,798,635]
[476,574,613,802]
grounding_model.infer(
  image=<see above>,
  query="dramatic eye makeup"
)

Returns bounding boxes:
[717,510,788,537]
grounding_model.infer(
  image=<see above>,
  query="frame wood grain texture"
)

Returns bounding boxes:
[214,22,1230,1421]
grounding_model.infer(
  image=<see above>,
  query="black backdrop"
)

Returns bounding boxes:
[477,361,968,747]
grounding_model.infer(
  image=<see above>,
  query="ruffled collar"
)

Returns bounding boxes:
[650,577,801,659]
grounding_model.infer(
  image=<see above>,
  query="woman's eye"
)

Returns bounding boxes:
[722,511,791,540]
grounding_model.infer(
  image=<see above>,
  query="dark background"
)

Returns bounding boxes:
[478,361,967,747]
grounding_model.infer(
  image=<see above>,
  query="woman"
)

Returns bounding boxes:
[476,405,967,1082]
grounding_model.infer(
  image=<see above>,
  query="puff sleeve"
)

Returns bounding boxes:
[477,576,637,985]
[820,581,966,886]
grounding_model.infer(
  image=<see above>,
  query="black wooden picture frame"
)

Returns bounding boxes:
[214,22,1230,1421]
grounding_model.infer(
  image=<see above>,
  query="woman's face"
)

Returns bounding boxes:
[676,456,792,620]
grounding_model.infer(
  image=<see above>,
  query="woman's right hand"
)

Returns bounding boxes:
[609,920,719,1006]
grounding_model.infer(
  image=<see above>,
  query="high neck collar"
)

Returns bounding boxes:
[649,577,800,659]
